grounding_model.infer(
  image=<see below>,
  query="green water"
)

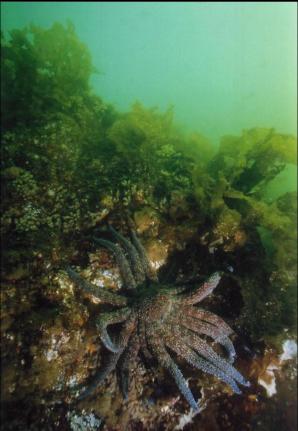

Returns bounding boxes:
[2,2,297,142]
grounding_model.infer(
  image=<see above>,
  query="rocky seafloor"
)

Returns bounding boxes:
[1,205,297,431]
[1,23,297,430]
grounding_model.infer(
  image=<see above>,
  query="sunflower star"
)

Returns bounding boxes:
[66,225,249,410]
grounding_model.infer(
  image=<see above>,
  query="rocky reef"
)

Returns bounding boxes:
[1,22,297,430]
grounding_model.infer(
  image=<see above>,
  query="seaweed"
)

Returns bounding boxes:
[1,21,297,431]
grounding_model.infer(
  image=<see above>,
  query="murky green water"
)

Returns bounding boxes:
[1,3,297,431]
[2,2,297,142]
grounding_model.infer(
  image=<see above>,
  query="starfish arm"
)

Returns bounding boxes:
[130,229,158,282]
[185,308,234,337]
[184,330,250,388]
[95,308,131,353]
[146,329,199,411]
[180,272,222,305]
[109,225,145,285]
[75,351,122,401]
[165,332,241,394]
[181,316,236,363]
[138,315,154,362]
[217,337,236,363]
[117,311,138,348]
[75,313,137,400]
[119,333,140,399]
[66,267,127,306]
[157,345,199,411]
[94,238,137,289]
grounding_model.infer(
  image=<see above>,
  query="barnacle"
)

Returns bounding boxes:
[67,226,249,410]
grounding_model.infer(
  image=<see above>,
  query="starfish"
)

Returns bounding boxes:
[66,226,249,410]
